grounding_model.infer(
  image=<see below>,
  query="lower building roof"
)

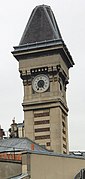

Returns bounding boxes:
[0,137,48,153]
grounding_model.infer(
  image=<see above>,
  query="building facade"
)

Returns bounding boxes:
[22,151,85,179]
[12,5,74,154]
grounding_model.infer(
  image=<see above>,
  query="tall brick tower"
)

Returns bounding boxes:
[12,5,74,154]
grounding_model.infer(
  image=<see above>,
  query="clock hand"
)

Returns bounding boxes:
[38,80,44,88]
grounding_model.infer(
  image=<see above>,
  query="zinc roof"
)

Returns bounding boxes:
[0,137,48,153]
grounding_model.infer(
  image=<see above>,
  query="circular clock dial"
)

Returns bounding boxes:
[32,74,49,93]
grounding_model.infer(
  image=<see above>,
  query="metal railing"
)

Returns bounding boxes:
[74,169,85,179]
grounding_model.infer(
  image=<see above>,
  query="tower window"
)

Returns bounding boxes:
[47,142,50,146]
[63,144,66,149]
[35,127,50,132]
[63,137,66,142]
[34,112,49,118]
[63,151,67,154]
[62,121,65,128]
[62,129,66,135]
[60,83,62,91]
[34,120,50,125]
[35,135,50,140]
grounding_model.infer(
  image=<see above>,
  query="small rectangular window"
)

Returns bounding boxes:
[34,120,50,125]
[63,144,66,149]
[47,142,50,146]
[35,127,50,132]
[34,112,49,118]
[35,135,50,140]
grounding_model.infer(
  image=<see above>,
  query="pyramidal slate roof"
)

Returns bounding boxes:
[19,5,62,45]
[12,5,74,68]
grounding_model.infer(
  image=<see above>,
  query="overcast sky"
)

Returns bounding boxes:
[0,0,85,151]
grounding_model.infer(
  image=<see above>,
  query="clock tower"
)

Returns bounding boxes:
[12,5,74,154]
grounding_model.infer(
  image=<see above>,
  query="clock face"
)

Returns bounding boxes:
[32,74,49,93]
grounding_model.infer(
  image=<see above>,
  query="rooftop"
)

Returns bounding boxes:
[0,137,48,153]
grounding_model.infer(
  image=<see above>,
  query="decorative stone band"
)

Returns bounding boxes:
[19,65,69,88]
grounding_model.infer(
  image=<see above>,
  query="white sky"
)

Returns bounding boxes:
[0,0,85,151]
